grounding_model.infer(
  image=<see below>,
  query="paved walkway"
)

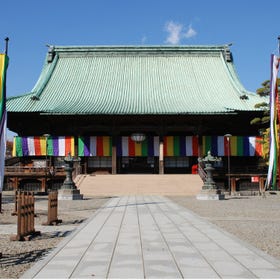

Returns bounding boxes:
[22,196,280,279]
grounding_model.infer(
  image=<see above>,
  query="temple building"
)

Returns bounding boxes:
[7,45,266,177]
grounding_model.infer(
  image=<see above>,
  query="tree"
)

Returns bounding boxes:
[250,78,280,164]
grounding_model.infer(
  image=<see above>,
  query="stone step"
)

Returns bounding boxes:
[77,174,203,196]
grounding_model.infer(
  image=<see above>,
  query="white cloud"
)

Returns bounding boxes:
[141,35,147,44]
[165,21,183,44]
[184,24,197,39]
[164,21,197,44]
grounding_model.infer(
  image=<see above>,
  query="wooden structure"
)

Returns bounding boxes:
[230,174,266,195]
[10,191,40,241]
[5,165,66,192]
[6,45,268,191]
[42,191,62,225]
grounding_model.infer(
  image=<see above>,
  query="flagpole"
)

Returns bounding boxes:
[4,37,9,55]
[278,36,280,55]
[266,37,280,190]
[278,35,280,190]
[0,37,9,214]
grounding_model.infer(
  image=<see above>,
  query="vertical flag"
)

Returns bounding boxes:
[0,52,9,192]
[266,54,280,190]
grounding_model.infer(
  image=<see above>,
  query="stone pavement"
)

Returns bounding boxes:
[22,196,280,279]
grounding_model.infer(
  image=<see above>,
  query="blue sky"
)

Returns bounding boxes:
[1,0,280,97]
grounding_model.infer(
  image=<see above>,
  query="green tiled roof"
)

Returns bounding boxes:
[7,45,266,115]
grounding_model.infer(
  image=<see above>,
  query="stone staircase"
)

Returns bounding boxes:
[75,174,203,197]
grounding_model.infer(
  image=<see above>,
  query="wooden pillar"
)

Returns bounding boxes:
[259,177,265,193]
[84,160,88,174]
[112,136,117,174]
[159,137,164,174]
[198,135,203,157]
[230,177,237,194]
[41,178,46,193]
[14,177,19,190]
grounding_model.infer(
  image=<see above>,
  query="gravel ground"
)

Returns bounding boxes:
[0,192,110,279]
[1,191,280,278]
[169,193,280,261]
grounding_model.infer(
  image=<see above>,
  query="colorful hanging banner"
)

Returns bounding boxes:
[47,136,74,156]
[185,136,199,156]
[13,136,46,156]
[12,135,263,158]
[78,136,112,156]
[202,136,262,157]
[117,136,159,157]
[0,53,9,192]
[12,136,74,156]
[163,136,199,156]
[266,54,280,189]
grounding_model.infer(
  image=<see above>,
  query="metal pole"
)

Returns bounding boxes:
[4,37,9,55]
[224,134,232,194]
[275,36,280,190]
[227,138,231,194]
[43,134,50,192]
[0,37,9,214]
[278,35,280,55]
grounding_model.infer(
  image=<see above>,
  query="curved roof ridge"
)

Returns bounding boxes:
[7,44,267,115]
[30,54,59,100]
[219,52,253,96]
[52,44,230,54]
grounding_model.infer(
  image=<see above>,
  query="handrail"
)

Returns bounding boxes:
[5,166,65,174]
[198,162,207,182]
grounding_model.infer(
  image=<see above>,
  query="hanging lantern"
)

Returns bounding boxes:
[131,133,146,143]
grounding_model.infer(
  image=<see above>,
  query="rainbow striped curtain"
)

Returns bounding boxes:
[202,136,262,156]
[117,136,159,156]
[13,136,47,156]
[12,135,263,158]
[164,136,199,156]
[47,136,74,156]
[78,136,112,156]
[12,136,74,157]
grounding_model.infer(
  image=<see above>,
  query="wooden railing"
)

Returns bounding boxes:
[5,166,65,175]
[198,162,207,181]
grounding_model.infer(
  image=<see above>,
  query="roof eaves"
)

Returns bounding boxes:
[39,109,238,116]
[221,53,254,97]
[30,54,59,100]
[7,91,34,101]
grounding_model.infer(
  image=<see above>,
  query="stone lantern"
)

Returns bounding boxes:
[58,153,83,200]
[196,151,224,200]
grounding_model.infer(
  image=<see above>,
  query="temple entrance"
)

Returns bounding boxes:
[119,157,158,174]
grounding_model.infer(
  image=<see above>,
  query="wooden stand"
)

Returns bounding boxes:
[42,191,62,225]
[10,191,41,241]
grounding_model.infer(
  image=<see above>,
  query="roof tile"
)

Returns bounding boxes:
[7,45,266,115]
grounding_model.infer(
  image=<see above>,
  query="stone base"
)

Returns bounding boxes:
[58,189,83,200]
[196,189,225,200]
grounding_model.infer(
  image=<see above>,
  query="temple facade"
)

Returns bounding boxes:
[7,45,266,177]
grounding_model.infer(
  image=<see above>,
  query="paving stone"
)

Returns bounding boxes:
[22,195,280,279]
